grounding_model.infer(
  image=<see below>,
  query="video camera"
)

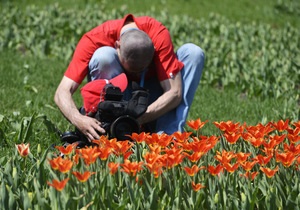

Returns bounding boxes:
[60,83,149,147]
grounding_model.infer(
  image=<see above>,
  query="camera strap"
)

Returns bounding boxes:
[140,69,146,88]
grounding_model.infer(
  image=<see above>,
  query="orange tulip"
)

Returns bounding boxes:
[164,146,184,168]
[246,123,275,136]
[295,156,300,170]
[48,156,63,170]
[146,162,164,178]
[120,159,143,176]
[271,119,290,132]
[144,151,163,165]
[55,144,75,155]
[191,181,205,192]
[96,147,113,161]
[183,164,205,176]
[145,133,173,148]
[15,143,30,157]
[275,151,296,167]
[128,132,149,143]
[112,141,134,157]
[269,134,286,146]
[246,135,265,148]
[260,166,279,178]
[223,162,239,173]
[243,124,273,147]
[283,143,300,154]
[236,152,251,163]
[57,158,73,173]
[186,118,208,130]
[240,171,259,180]
[262,138,278,156]
[207,164,223,176]
[293,121,300,129]
[157,133,173,147]
[224,133,241,144]
[72,152,80,164]
[214,150,236,164]
[213,121,241,134]
[47,178,69,191]
[172,131,192,143]
[287,128,300,144]
[252,154,272,166]
[108,162,120,175]
[49,156,73,173]
[72,171,96,182]
[190,137,217,153]
[79,147,100,165]
[240,161,257,171]
[184,151,204,162]
[148,144,163,154]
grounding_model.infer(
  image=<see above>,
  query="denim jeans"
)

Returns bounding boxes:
[88,43,205,134]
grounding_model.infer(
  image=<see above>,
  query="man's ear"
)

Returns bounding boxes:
[115,40,120,49]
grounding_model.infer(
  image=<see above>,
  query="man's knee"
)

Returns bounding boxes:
[88,46,122,80]
[89,46,117,69]
[179,43,205,64]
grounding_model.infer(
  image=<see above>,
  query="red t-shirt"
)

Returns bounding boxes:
[64,14,184,84]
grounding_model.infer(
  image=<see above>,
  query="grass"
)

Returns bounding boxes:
[6,0,300,28]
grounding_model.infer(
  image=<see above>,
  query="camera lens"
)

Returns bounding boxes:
[110,116,140,140]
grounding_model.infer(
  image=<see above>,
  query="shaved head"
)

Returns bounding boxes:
[119,29,154,73]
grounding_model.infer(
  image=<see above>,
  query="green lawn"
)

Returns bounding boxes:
[8,0,300,28]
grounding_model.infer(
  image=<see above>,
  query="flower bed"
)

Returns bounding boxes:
[3,119,299,209]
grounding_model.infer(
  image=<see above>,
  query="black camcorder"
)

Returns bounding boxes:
[60,83,149,147]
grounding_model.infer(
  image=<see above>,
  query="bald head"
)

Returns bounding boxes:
[119,29,154,73]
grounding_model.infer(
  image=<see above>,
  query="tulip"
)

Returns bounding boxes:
[240,171,259,180]
[128,132,149,143]
[108,162,120,175]
[187,118,208,130]
[47,178,69,191]
[15,143,30,157]
[183,164,205,176]
[275,151,296,167]
[271,119,290,132]
[224,133,241,144]
[207,164,223,176]
[260,166,279,178]
[213,121,241,134]
[55,144,75,155]
[120,159,143,176]
[191,181,205,192]
[72,171,96,182]
[240,161,257,171]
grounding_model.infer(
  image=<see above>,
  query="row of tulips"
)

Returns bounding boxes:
[9,119,300,209]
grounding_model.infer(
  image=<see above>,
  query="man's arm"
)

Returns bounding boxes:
[54,76,105,141]
[138,71,182,124]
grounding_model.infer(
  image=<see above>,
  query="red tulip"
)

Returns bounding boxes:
[15,143,30,157]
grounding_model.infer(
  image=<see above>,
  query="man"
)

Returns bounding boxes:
[54,14,205,141]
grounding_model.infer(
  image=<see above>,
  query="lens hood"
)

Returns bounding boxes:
[110,115,140,140]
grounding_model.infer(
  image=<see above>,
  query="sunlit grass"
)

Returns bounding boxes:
[8,0,300,28]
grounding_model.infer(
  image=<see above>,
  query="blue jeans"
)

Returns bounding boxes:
[89,43,205,134]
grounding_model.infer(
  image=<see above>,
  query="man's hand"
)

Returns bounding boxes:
[73,115,105,141]
[54,76,106,142]
[138,71,182,124]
